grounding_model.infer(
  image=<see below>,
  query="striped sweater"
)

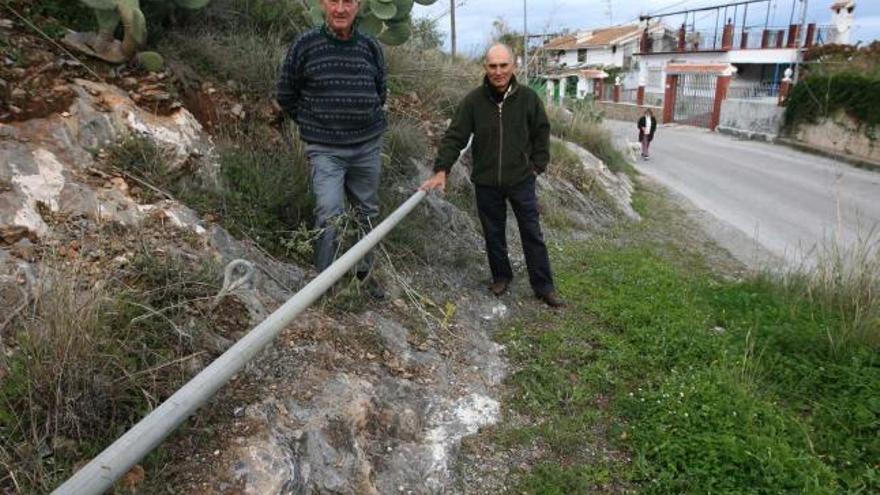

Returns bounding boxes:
[277,25,387,146]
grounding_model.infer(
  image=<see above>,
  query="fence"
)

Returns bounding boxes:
[51,190,428,495]
[620,88,639,104]
[727,82,780,99]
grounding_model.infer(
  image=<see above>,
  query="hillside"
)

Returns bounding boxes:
[0,1,637,492]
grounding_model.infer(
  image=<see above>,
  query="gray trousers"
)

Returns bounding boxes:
[305,136,382,273]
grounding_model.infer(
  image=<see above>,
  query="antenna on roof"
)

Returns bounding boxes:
[603,0,613,25]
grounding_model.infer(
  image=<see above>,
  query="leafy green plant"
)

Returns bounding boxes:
[784,72,880,138]
[305,0,438,45]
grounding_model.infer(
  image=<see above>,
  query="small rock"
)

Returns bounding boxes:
[0,18,13,29]
[120,465,145,491]
[10,88,26,100]
[60,111,71,118]
[110,176,129,194]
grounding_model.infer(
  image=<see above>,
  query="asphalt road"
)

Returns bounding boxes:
[604,120,880,267]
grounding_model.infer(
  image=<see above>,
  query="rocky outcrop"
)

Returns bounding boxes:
[0,79,211,243]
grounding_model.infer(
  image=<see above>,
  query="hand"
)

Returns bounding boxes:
[419,171,447,192]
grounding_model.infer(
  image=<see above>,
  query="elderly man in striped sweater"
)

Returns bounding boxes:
[277,0,386,298]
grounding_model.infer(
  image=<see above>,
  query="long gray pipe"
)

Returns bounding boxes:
[52,190,427,495]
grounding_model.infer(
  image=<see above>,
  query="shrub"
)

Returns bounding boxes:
[784,72,880,136]
[102,135,313,262]
[187,142,314,260]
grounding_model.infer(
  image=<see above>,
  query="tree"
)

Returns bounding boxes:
[490,17,523,60]
[411,16,444,50]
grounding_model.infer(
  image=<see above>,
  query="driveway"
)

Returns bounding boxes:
[604,120,880,267]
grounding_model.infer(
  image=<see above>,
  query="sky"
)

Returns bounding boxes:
[414,0,880,56]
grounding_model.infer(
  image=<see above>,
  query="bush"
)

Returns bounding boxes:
[784,72,880,136]
[186,142,314,261]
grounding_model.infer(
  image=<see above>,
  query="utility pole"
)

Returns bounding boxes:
[450,0,457,58]
[523,0,528,84]
[793,0,808,84]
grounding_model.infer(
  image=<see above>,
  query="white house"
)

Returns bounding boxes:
[636,0,859,106]
[541,23,675,99]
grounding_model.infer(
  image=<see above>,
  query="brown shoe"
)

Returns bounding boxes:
[537,290,566,308]
[488,279,510,296]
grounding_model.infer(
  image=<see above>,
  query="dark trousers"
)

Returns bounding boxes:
[475,175,555,296]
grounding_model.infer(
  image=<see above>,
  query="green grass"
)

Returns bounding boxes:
[498,226,879,493]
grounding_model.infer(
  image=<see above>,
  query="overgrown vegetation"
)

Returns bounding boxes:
[104,134,314,263]
[784,72,880,137]
[548,104,635,176]
[493,189,880,493]
[0,249,233,492]
[785,42,880,139]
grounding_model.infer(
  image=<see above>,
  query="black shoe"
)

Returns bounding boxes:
[357,271,385,300]
[489,279,510,296]
[536,290,566,308]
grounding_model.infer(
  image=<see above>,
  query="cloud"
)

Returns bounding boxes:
[416,0,880,53]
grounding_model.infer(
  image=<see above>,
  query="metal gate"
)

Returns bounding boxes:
[673,73,717,128]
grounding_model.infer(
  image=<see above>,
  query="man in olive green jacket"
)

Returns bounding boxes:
[420,43,564,307]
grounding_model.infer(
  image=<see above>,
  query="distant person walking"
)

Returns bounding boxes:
[637,109,657,160]
[420,43,564,308]
[276,0,386,298]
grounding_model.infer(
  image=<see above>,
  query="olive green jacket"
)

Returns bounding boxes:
[433,76,551,188]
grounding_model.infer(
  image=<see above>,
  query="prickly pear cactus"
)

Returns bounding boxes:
[66,0,211,63]
[308,0,438,46]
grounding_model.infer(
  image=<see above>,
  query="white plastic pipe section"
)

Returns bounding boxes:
[52,190,427,495]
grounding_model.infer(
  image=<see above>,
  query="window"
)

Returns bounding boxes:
[612,45,618,54]
[577,49,586,63]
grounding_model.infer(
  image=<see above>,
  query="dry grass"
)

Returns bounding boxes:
[548,105,635,176]
[385,45,481,118]
[0,250,224,492]
[779,232,880,350]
